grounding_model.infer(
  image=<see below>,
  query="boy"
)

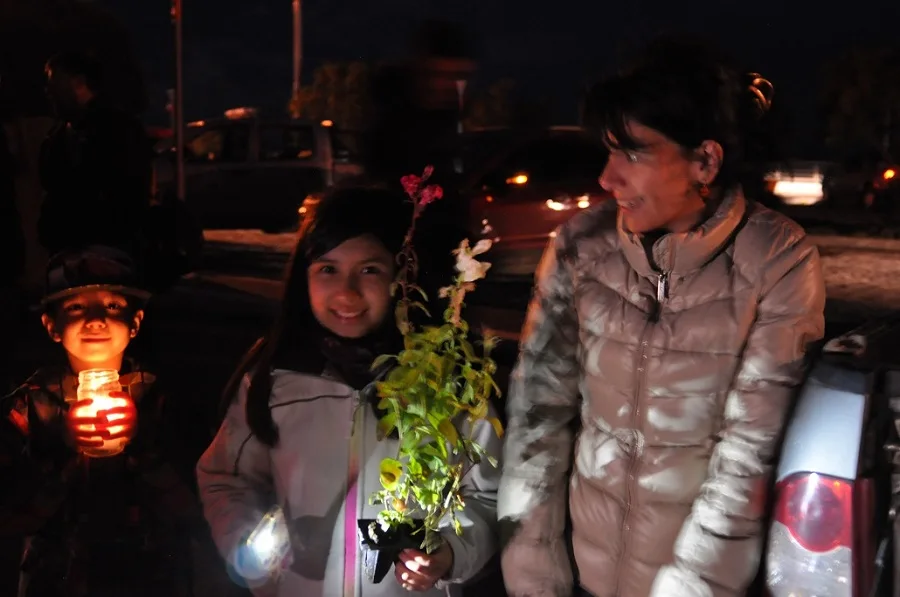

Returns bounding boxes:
[0,245,202,597]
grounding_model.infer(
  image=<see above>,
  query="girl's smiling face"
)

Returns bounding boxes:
[307,234,395,339]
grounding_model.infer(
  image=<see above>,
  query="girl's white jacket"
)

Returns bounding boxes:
[197,368,502,597]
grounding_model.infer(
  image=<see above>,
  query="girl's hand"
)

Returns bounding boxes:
[394,543,454,591]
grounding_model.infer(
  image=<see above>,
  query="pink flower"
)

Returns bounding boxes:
[401,175,421,197]
[421,165,434,181]
[419,184,444,207]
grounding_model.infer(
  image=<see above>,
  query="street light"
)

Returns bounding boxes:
[291,0,302,118]
[454,79,466,174]
[171,0,185,202]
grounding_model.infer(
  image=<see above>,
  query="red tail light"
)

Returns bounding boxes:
[772,473,853,553]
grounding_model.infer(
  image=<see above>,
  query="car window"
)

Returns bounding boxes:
[261,125,316,160]
[184,123,250,163]
[331,129,362,162]
[478,135,607,192]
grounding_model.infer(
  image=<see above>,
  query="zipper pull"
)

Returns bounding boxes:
[656,273,669,303]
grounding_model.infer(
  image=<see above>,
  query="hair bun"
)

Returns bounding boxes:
[746,72,774,116]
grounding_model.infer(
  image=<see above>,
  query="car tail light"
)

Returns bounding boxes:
[767,473,853,597]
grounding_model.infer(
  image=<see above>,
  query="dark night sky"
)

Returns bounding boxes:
[102,0,900,154]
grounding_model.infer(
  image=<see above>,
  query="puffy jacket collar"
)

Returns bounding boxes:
[617,190,747,277]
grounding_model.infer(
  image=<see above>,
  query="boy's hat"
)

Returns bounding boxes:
[41,245,151,307]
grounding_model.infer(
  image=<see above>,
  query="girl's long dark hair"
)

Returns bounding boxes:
[220,186,414,447]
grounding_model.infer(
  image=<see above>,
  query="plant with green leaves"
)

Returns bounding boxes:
[366,166,504,555]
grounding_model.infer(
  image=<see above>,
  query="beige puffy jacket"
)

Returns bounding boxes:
[497,192,826,597]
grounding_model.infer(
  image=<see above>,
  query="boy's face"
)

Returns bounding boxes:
[42,290,144,372]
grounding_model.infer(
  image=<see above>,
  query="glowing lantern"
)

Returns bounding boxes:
[70,369,134,458]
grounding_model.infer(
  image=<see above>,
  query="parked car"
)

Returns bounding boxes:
[153,107,364,231]
[461,126,613,278]
[766,318,899,597]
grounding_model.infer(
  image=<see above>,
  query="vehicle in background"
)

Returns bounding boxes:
[766,317,900,597]
[461,126,612,278]
[153,107,363,231]
[765,161,829,206]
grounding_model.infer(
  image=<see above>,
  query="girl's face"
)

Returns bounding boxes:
[307,234,395,339]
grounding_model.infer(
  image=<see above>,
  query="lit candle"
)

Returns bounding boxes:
[70,369,134,458]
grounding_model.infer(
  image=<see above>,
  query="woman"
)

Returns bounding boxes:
[498,39,826,597]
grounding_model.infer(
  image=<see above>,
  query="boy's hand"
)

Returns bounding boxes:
[67,391,138,449]
[394,543,454,591]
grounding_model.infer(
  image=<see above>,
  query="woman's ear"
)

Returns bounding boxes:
[692,140,724,185]
[41,313,62,343]
[130,309,145,338]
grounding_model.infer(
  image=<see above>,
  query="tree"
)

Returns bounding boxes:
[463,78,552,131]
[463,78,516,130]
[820,47,900,163]
[288,61,373,131]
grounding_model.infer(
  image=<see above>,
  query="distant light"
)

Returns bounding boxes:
[546,199,565,211]
[224,107,257,120]
[506,173,528,185]
[772,180,824,206]
[321,119,334,127]
[298,206,307,215]
[485,195,494,203]
[885,168,896,180]
[577,196,590,209]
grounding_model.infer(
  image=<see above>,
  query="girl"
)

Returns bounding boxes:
[197,187,501,597]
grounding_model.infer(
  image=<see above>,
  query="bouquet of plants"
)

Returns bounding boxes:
[358,166,504,582]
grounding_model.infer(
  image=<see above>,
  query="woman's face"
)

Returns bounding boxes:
[599,120,719,234]
[307,234,395,339]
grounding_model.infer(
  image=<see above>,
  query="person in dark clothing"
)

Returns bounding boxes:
[0,122,25,286]
[38,51,152,257]
[0,246,204,597]
[364,21,477,300]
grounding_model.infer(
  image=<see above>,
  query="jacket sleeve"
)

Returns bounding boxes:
[498,232,582,597]
[437,408,503,587]
[650,235,826,597]
[196,374,275,576]
[0,386,75,537]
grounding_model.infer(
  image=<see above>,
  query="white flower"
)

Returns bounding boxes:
[453,239,492,283]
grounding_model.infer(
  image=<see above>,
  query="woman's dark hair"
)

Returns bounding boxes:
[224,186,413,446]
[582,36,776,193]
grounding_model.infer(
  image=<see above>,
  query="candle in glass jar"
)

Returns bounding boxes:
[72,369,132,458]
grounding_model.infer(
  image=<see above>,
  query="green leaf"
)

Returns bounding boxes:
[438,419,460,448]
[452,517,463,536]
[370,353,395,371]
[406,402,427,419]
[377,413,398,439]
[487,416,504,439]
[460,339,478,362]
[410,301,431,317]
[379,458,403,490]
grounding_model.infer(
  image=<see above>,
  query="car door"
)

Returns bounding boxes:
[183,121,252,228]
[254,123,329,231]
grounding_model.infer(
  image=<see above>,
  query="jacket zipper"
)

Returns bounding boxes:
[614,273,668,595]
